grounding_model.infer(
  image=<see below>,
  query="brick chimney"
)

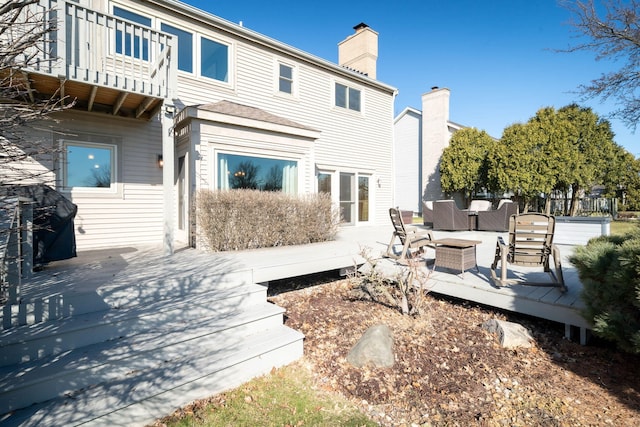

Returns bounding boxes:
[338,22,378,79]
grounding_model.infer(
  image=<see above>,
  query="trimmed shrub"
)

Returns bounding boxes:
[196,189,340,251]
[569,229,640,353]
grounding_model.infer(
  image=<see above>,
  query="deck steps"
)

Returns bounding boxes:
[0,270,303,426]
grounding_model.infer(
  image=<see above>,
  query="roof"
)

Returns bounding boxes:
[194,101,317,132]
[176,100,321,140]
[147,0,397,95]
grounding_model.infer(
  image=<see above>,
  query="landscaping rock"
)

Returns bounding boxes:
[482,319,534,348]
[347,324,395,368]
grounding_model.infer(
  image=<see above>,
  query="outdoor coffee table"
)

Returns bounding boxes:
[431,238,482,275]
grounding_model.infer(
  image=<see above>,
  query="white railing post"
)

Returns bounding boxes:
[51,0,67,77]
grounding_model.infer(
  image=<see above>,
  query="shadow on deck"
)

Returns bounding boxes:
[12,225,589,342]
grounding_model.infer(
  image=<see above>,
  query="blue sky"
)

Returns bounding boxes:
[186,0,638,156]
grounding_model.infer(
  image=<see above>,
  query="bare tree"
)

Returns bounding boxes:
[1,0,75,301]
[561,0,640,130]
[1,0,72,187]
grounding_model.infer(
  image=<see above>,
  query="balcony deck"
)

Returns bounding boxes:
[10,1,176,120]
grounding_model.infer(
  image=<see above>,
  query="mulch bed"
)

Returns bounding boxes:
[268,274,640,426]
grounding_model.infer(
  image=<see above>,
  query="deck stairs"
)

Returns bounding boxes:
[0,263,303,426]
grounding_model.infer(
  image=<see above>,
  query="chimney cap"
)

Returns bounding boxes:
[353,22,369,31]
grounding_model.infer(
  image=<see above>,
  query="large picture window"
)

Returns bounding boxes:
[62,141,116,190]
[113,6,151,60]
[201,37,229,82]
[218,153,297,193]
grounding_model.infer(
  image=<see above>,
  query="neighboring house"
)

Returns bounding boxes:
[393,87,464,213]
[6,0,397,254]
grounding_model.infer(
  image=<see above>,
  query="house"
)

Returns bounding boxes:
[393,87,465,213]
[0,1,398,424]
[5,0,397,254]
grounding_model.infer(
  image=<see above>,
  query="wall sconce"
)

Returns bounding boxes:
[157,154,164,168]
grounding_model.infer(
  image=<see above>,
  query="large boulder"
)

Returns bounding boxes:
[347,324,395,368]
[482,319,534,349]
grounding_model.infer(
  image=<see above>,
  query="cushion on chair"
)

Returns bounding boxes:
[468,200,492,212]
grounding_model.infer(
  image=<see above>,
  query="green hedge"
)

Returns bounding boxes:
[196,189,340,251]
[569,228,640,353]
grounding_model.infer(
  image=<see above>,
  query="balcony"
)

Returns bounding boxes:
[11,1,177,120]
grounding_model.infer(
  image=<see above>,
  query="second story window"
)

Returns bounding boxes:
[335,83,361,112]
[278,64,293,94]
[113,6,151,60]
[161,23,193,73]
[201,37,229,82]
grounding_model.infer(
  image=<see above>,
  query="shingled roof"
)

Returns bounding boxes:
[194,100,317,132]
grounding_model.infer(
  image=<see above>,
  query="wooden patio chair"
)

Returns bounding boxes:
[490,213,567,292]
[385,207,435,262]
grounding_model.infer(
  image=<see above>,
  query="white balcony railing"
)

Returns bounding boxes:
[20,1,177,100]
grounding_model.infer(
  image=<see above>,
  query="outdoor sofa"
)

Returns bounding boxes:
[477,200,518,232]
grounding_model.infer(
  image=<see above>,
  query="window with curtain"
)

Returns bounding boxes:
[218,153,298,193]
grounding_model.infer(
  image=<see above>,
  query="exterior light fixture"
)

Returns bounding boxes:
[157,154,164,168]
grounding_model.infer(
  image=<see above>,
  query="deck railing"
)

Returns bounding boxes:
[0,198,33,307]
[18,0,177,100]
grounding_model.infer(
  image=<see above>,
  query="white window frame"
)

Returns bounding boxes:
[275,60,297,98]
[59,139,120,196]
[160,21,195,75]
[332,80,364,114]
[197,34,234,86]
[316,168,372,225]
[214,149,301,194]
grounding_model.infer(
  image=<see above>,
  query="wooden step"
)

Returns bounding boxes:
[1,326,303,427]
[0,301,288,413]
[1,269,255,330]
[0,281,267,367]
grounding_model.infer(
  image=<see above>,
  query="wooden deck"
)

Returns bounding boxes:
[10,225,589,341]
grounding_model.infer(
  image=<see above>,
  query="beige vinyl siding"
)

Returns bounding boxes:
[53,111,165,250]
[172,40,394,225]
[89,1,395,226]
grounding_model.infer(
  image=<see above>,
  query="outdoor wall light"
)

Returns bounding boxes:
[157,154,164,168]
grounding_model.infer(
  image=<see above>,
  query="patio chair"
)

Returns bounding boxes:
[433,200,468,231]
[386,207,435,262]
[422,201,433,227]
[490,213,566,292]
[477,200,518,232]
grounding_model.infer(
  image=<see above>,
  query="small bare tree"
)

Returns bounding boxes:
[1,0,73,186]
[1,0,74,302]
[350,247,432,316]
[561,0,640,131]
